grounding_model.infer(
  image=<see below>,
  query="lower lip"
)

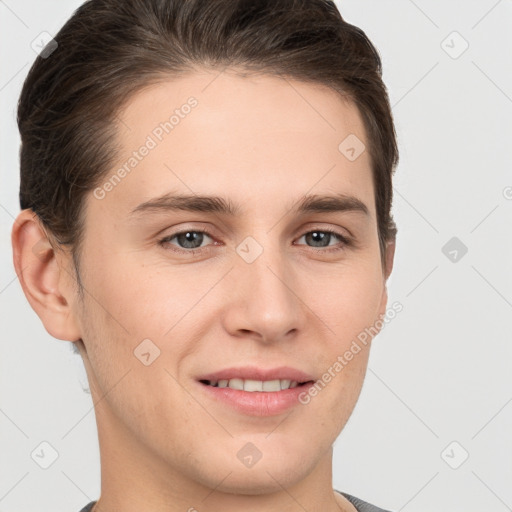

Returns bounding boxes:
[198,381,315,416]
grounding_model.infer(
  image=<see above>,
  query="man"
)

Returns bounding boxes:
[12,1,398,510]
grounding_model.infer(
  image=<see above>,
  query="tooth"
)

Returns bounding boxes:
[280,379,291,390]
[262,379,281,392]
[228,378,244,390]
[244,379,263,392]
[210,378,301,392]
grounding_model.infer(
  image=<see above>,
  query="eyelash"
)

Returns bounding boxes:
[158,227,352,255]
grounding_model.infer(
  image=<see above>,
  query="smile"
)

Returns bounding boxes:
[200,378,312,392]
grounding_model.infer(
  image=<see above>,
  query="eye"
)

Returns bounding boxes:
[159,227,351,254]
[295,229,351,253]
[159,229,216,253]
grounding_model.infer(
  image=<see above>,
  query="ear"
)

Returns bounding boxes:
[376,237,396,320]
[11,209,82,342]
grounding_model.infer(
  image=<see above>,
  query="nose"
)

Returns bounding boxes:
[220,236,305,344]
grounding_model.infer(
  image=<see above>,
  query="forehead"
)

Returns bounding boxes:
[92,69,374,220]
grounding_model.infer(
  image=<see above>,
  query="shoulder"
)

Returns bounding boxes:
[77,501,96,512]
[336,490,393,512]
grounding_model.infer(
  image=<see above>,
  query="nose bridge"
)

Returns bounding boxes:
[237,228,288,287]
[229,231,301,340]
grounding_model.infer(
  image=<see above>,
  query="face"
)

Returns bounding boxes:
[71,69,391,495]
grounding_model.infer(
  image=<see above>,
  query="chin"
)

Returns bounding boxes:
[194,442,314,494]
[205,465,307,496]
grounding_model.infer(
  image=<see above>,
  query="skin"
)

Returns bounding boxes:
[12,68,394,512]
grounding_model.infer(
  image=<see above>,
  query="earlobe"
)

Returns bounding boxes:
[11,209,82,342]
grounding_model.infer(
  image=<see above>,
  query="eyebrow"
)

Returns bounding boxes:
[129,192,369,218]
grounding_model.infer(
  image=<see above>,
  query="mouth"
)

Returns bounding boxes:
[199,378,314,392]
[195,366,316,416]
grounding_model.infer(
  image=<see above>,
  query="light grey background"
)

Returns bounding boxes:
[1,1,511,511]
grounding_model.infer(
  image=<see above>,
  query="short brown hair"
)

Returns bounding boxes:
[17,0,398,273]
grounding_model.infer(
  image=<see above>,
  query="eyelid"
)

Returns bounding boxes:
[295,223,351,241]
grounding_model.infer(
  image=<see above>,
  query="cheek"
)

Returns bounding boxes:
[308,259,385,344]
[77,285,198,456]
[290,259,383,426]
[84,251,201,340]
[76,253,212,414]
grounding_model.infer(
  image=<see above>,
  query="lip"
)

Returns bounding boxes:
[196,366,316,417]
[197,366,316,383]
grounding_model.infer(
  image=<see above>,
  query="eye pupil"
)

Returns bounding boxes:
[306,231,330,247]
[178,231,204,249]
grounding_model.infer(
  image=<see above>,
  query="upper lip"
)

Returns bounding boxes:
[197,366,316,383]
